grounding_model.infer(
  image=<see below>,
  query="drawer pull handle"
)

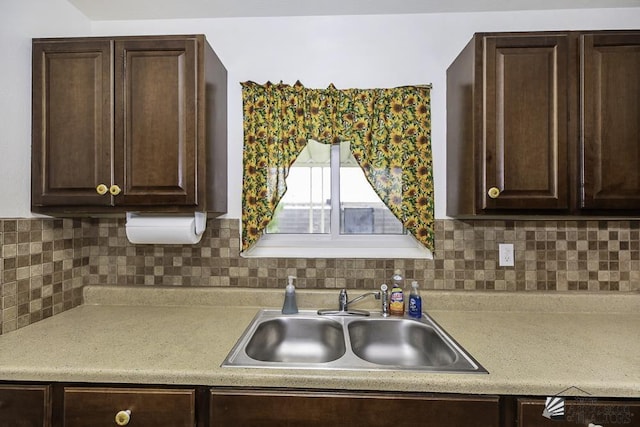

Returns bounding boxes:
[115,409,131,426]
[487,187,500,199]
[109,185,122,196]
[96,184,109,195]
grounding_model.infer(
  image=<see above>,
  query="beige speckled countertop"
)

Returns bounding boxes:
[0,286,638,398]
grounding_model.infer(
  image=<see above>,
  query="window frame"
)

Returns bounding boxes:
[241,144,433,259]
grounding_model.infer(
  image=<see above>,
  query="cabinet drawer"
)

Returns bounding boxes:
[518,398,640,426]
[0,385,50,427]
[210,389,500,427]
[63,387,195,427]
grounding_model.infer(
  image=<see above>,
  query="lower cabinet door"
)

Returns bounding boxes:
[0,385,50,427]
[210,388,500,427]
[518,398,640,427]
[63,387,196,427]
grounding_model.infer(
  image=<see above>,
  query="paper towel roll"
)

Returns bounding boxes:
[125,212,206,244]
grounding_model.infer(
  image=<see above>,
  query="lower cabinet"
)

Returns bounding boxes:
[517,398,640,427]
[209,389,501,427]
[2,383,640,427]
[61,386,196,427]
[0,384,50,427]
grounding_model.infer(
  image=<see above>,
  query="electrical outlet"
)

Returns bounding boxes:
[498,243,514,267]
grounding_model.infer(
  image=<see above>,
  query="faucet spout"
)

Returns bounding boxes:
[318,289,381,316]
[344,290,381,309]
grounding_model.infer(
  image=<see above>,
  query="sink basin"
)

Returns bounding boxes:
[245,317,345,363]
[223,310,487,373]
[348,319,457,367]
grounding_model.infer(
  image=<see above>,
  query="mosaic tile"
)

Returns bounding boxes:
[0,217,639,335]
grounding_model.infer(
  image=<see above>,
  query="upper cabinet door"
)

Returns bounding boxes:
[113,38,199,207]
[482,34,570,211]
[580,32,640,210]
[32,40,113,207]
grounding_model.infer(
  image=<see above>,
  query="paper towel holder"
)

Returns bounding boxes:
[126,212,207,233]
[125,212,207,244]
[194,211,207,235]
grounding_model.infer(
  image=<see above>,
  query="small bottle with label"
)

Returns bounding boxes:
[389,282,404,316]
[408,281,422,318]
[391,269,405,314]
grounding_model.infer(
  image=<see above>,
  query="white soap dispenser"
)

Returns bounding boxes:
[281,276,299,314]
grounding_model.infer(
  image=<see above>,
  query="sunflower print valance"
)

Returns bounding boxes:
[241,81,434,253]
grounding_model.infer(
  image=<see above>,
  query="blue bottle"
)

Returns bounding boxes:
[408,281,422,318]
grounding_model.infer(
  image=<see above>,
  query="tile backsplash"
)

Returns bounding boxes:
[1,219,85,335]
[1,217,638,334]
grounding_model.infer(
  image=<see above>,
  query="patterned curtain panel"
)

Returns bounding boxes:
[241,81,434,253]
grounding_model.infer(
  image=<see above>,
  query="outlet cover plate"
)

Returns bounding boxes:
[499,243,514,267]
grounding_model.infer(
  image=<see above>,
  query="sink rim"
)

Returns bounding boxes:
[222,309,488,374]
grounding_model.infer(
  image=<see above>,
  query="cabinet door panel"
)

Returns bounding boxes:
[0,385,50,427]
[114,38,198,206]
[63,387,195,427]
[581,33,640,210]
[210,389,500,427]
[518,398,640,426]
[482,35,569,210]
[32,40,113,207]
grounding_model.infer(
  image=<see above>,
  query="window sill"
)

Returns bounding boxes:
[241,234,433,259]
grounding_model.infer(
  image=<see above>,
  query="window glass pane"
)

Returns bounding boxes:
[267,140,331,234]
[339,142,404,235]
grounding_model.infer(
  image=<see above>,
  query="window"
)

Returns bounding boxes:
[240,81,435,258]
[246,141,432,258]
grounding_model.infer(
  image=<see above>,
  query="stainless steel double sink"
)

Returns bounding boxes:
[222,310,487,373]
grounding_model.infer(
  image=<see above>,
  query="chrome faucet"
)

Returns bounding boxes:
[380,284,390,317]
[318,289,381,316]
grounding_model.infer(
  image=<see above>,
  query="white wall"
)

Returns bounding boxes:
[1,5,639,218]
[0,0,91,218]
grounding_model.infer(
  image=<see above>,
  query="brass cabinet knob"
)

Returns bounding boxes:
[109,185,122,196]
[487,187,501,199]
[96,184,109,195]
[115,409,131,426]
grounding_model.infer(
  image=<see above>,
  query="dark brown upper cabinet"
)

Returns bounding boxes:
[447,30,640,217]
[32,35,227,215]
[581,32,640,210]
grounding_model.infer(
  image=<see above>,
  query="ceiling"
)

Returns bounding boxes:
[67,0,640,20]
